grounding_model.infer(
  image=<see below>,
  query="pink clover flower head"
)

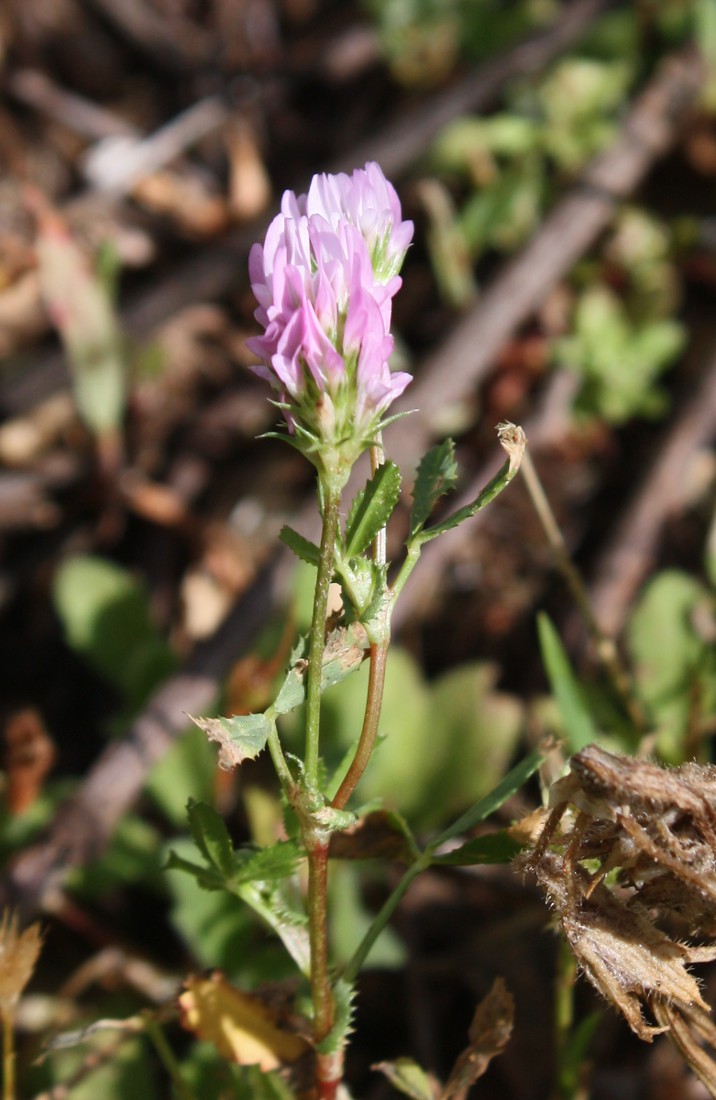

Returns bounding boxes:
[306,162,413,284]
[247,163,413,484]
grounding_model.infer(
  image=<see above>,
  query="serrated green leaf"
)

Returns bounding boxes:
[279,526,320,566]
[537,613,598,752]
[192,713,273,767]
[164,850,224,890]
[164,838,291,979]
[235,841,301,885]
[187,800,235,879]
[416,433,523,545]
[315,978,356,1054]
[273,666,306,716]
[236,880,310,976]
[430,830,522,866]
[344,461,401,559]
[410,439,458,536]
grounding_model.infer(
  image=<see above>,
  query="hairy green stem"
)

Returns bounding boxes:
[307,841,343,1100]
[266,720,295,798]
[332,441,391,810]
[307,844,331,1033]
[302,482,343,1093]
[305,486,342,783]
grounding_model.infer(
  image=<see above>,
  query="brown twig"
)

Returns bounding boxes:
[387,48,706,477]
[333,0,615,180]
[587,338,716,637]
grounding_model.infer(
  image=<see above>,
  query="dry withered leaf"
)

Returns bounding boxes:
[225,120,271,222]
[178,972,311,1071]
[3,708,56,815]
[132,169,228,237]
[654,1000,716,1098]
[440,977,514,1100]
[521,743,716,1094]
[527,852,716,1041]
[329,810,415,863]
[0,911,43,1013]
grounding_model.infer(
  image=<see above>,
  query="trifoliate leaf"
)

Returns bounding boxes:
[344,461,401,559]
[409,439,458,537]
[186,799,235,880]
[191,713,273,768]
[279,526,320,567]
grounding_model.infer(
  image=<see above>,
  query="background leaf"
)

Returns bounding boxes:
[627,570,716,759]
[53,555,176,715]
[537,612,599,752]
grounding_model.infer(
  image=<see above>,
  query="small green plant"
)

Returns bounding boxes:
[169,162,531,1098]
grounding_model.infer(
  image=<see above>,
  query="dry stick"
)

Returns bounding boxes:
[387,48,706,479]
[587,338,716,638]
[0,0,611,419]
[8,69,137,140]
[2,46,700,919]
[82,0,213,71]
[342,0,615,181]
[390,49,705,627]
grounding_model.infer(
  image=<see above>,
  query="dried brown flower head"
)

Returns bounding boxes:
[519,744,716,1096]
[0,910,43,1014]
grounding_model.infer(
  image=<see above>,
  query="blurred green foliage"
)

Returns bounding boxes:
[419,3,713,421]
[364,0,556,87]
[53,555,177,726]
